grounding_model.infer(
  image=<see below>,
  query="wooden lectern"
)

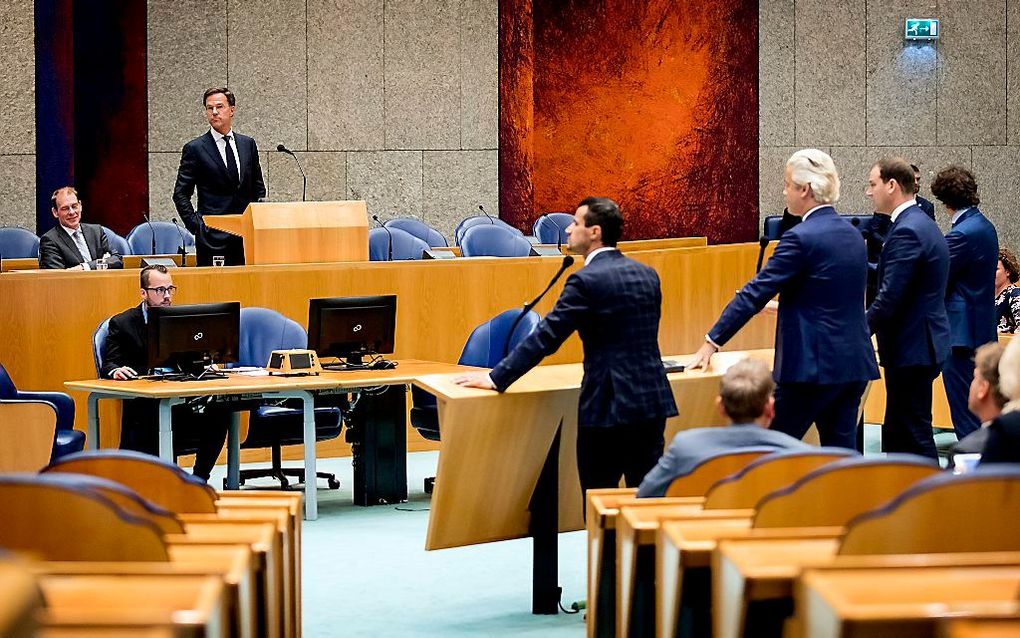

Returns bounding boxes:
[202,200,369,265]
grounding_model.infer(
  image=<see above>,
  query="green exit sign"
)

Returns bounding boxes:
[905,18,940,40]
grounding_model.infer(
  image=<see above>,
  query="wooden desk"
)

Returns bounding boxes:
[66,360,470,520]
[2,242,775,463]
[797,566,1020,638]
[940,618,1020,638]
[0,560,41,638]
[1,253,198,271]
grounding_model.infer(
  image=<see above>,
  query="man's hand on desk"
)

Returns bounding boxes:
[65,264,86,271]
[452,371,496,390]
[687,341,717,370]
[111,366,139,380]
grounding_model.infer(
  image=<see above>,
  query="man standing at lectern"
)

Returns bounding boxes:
[173,87,266,266]
[452,197,678,497]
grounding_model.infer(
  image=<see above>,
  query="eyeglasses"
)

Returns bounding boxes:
[144,286,178,296]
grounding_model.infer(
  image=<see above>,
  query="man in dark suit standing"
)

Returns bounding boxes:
[930,166,998,439]
[102,265,229,480]
[690,149,879,449]
[173,87,266,266]
[453,197,678,495]
[39,186,123,270]
[865,157,951,459]
[912,164,937,220]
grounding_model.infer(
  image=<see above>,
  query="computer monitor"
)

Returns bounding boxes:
[146,302,241,375]
[308,295,397,366]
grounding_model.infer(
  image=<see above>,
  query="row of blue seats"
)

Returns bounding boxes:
[0,222,197,260]
[373,213,575,260]
[762,212,875,240]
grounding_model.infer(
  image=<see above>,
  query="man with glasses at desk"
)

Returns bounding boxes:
[102,264,228,481]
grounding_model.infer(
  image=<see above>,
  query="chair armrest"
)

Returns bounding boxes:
[16,391,75,431]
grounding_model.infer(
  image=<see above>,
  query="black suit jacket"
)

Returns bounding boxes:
[489,250,678,428]
[102,305,148,377]
[172,130,267,256]
[980,410,1020,464]
[38,223,123,270]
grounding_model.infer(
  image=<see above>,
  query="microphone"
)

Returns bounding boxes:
[171,217,188,266]
[850,217,861,227]
[503,255,575,357]
[143,211,157,255]
[277,144,306,201]
[478,204,495,224]
[755,236,770,273]
[372,214,394,261]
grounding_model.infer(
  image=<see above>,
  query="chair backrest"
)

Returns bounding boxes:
[702,448,857,509]
[92,319,110,378]
[532,212,573,245]
[460,224,533,257]
[369,226,429,261]
[458,308,542,367]
[0,474,169,561]
[385,218,448,247]
[0,401,57,472]
[126,221,195,255]
[838,468,1020,556]
[0,362,18,398]
[839,213,873,229]
[762,215,784,240]
[753,455,941,528]
[238,306,307,367]
[0,227,40,259]
[101,225,132,256]
[664,450,774,497]
[50,473,184,535]
[43,450,218,514]
[455,215,523,245]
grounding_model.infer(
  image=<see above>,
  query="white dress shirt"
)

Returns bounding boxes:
[950,207,972,225]
[210,127,242,182]
[800,204,826,221]
[585,246,617,266]
[890,199,917,223]
[62,224,93,269]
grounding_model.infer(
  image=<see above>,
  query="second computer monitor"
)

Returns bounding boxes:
[308,295,397,365]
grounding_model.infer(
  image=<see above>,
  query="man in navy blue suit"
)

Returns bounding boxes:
[912,164,936,220]
[453,197,678,494]
[865,157,951,459]
[690,149,879,449]
[930,166,998,439]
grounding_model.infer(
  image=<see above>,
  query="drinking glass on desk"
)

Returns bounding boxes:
[212,255,226,267]
[95,258,108,270]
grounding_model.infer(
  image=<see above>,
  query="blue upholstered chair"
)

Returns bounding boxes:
[410,308,541,490]
[385,218,448,247]
[0,362,85,461]
[126,221,195,255]
[762,215,784,240]
[0,226,40,259]
[454,215,523,245]
[369,226,430,261]
[460,224,533,257]
[102,226,132,256]
[237,307,343,490]
[532,212,573,245]
[839,213,873,229]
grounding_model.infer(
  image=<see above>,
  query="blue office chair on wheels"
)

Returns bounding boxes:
[460,224,533,257]
[0,227,40,259]
[454,215,524,245]
[0,362,85,461]
[369,226,430,261]
[410,308,542,492]
[237,307,344,490]
[126,221,195,255]
[385,218,448,247]
[532,213,573,245]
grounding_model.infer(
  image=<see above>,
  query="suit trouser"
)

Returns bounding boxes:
[576,419,665,495]
[195,226,245,266]
[771,381,868,450]
[882,364,940,459]
[942,347,982,439]
[121,399,230,480]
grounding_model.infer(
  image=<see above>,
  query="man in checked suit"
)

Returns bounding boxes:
[865,157,951,459]
[454,197,678,496]
[690,149,879,449]
[39,186,123,270]
[930,166,998,439]
[173,87,266,266]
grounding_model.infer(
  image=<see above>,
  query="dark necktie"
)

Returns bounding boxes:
[223,134,240,187]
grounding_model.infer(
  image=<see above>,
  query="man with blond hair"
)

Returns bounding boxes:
[865,157,950,459]
[690,149,878,449]
[948,342,1007,466]
[638,358,808,497]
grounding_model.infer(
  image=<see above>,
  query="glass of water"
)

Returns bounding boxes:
[95,258,108,270]
[212,255,226,267]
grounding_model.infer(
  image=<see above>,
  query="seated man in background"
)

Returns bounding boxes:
[948,342,1006,467]
[102,265,228,481]
[981,336,1020,465]
[39,186,123,270]
[637,358,809,498]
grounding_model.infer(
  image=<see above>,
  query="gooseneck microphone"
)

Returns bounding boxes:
[372,214,394,260]
[503,255,575,357]
[143,211,157,255]
[478,204,495,224]
[171,217,188,266]
[755,236,770,273]
[277,144,307,201]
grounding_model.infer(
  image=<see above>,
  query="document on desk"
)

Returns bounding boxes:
[225,367,270,377]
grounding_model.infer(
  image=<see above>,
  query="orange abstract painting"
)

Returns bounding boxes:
[500,0,758,243]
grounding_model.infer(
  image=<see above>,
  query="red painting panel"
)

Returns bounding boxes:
[499,0,759,243]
